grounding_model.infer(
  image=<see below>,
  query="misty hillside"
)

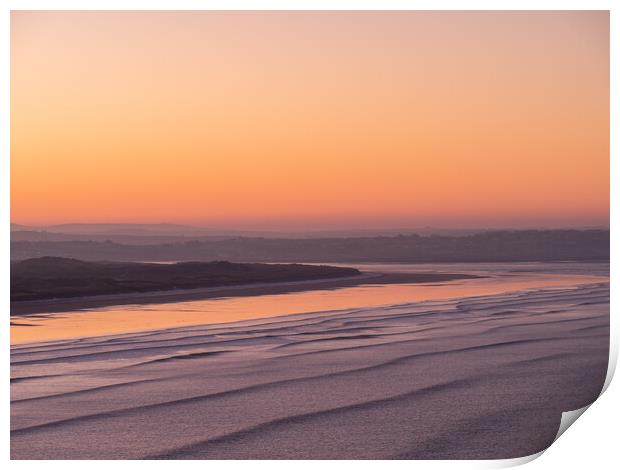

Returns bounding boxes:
[10,230,609,263]
[10,223,491,241]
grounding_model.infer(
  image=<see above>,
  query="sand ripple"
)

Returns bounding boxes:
[11,282,609,459]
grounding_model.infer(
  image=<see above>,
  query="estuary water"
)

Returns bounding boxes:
[10,261,608,345]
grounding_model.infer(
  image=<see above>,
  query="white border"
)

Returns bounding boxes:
[2,1,616,468]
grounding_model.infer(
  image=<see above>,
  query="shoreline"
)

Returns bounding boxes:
[10,272,483,316]
[11,281,609,458]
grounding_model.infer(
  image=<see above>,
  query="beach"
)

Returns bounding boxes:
[10,272,478,316]
[10,262,609,459]
[10,8,610,462]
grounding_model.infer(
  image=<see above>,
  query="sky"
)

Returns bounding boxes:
[11,11,609,230]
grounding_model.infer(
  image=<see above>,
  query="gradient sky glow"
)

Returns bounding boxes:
[11,11,609,230]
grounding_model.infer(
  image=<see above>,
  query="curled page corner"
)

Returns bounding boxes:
[601,347,618,395]
[549,350,617,447]
[489,402,598,468]
[489,450,545,469]
[554,405,591,442]
[539,351,617,460]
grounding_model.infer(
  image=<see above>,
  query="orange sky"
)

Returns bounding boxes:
[11,11,609,230]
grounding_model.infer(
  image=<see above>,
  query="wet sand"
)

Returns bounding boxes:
[11,272,479,316]
[10,272,605,345]
[10,274,609,459]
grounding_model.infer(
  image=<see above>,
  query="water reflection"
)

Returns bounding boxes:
[10,264,608,345]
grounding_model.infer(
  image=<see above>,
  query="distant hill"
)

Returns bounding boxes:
[10,223,36,232]
[10,230,610,263]
[10,230,232,245]
[12,223,213,236]
[11,257,361,302]
[9,222,496,240]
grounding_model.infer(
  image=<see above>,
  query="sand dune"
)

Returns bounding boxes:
[11,282,609,459]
